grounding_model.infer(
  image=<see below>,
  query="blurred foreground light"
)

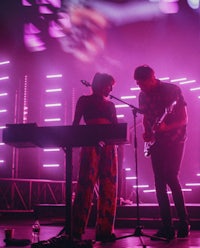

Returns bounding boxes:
[187,0,200,9]
[24,23,46,52]
[22,0,32,6]
[159,0,179,14]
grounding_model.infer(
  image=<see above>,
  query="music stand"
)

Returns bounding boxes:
[109,95,167,246]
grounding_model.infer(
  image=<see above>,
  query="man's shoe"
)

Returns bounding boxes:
[177,221,190,238]
[96,233,116,243]
[151,226,175,241]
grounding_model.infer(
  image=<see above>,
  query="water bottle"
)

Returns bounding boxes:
[32,220,40,243]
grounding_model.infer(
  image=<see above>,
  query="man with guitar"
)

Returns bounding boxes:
[134,65,190,240]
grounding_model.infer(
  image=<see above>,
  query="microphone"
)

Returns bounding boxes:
[81,80,91,87]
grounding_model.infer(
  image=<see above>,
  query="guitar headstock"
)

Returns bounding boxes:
[167,100,177,113]
[81,80,91,87]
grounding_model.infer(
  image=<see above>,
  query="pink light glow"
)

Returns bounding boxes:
[130,87,140,91]
[179,80,196,85]
[0,61,10,65]
[159,1,179,14]
[133,185,149,188]
[45,103,62,107]
[45,88,62,93]
[185,183,200,186]
[143,189,156,193]
[24,23,46,52]
[121,96,136,99]
[170,77,187,82]
[44,118,61,122]
[126,176,137,180]
[115,104,129,108]
[43,148,60,152]
[43,164,60,168]
[22,0,32,6]
[182,189,192,192]
[187,0,200,9]
[0,109,7,113]
[0,76,9,81]
[190,86,200,91]
[158,77,170,81]
[46,74,62,78]
[117,114,125,118]
[48,20,65,38]
[0,93,8,96]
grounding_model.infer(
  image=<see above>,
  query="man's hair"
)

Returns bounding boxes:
[92,72,115,93]
[134,65,154,80]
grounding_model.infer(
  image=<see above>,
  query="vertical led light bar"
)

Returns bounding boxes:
[41,73,64,170]
[23,75,29,123]
[0,60,11,168]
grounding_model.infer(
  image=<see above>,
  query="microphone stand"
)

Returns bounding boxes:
[109,94,167,246]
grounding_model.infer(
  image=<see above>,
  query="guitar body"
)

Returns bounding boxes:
[144,100,177,157]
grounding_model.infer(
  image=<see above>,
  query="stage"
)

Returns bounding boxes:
[0,203,200,247]
[32,203,200,230]
[0,217,199,248]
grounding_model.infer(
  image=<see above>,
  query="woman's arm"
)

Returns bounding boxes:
[72,97,84,125]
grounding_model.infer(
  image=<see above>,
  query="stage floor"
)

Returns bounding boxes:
[0,218,200,248]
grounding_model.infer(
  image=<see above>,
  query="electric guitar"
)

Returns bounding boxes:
[144,100,177,157]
